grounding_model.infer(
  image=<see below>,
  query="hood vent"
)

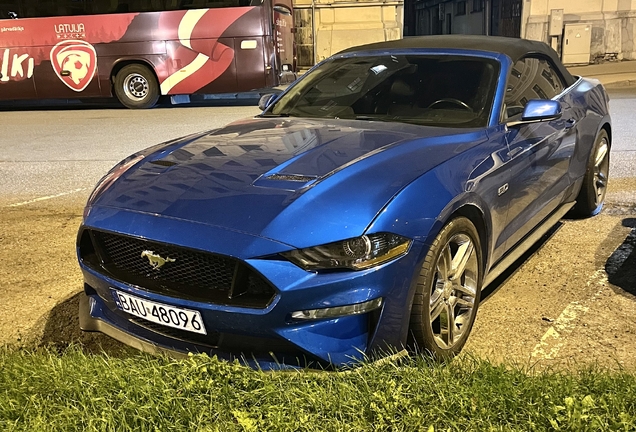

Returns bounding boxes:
[266,174,317,182]
[149,160,178,167]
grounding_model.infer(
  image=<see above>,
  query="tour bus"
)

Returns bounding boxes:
[0,0,296,108]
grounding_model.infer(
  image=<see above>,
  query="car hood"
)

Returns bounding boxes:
[91,117,487,249]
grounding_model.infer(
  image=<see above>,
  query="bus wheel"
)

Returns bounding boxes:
[114,64,160,109]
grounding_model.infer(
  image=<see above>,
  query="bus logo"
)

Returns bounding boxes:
[50,40,97,92]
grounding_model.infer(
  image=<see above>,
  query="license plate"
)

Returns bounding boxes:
[111,289,207,335]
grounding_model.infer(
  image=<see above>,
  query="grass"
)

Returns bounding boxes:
[1,346,635,431]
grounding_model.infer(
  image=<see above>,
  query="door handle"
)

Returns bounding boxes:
[564,118,576,129]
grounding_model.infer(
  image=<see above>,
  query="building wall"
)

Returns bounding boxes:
[524,0,636,61]
[291,0,636,67]
[453,2,486,34]
[410,0,487,37]
[293,0,404,67]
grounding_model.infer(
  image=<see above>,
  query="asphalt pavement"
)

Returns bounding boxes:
[0,105,260,204]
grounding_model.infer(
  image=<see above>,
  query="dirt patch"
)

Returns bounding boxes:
[0,199,82,345]
[463,213,636,368]
[38,291,136,356]
[461,178,636,369]
[0,197,131,355]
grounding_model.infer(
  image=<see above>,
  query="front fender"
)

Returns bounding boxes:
[565,78,612,184]
[365,166,493,249]
[364,166,495,348]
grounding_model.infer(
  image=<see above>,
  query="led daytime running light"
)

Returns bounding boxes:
[291,297,383,320]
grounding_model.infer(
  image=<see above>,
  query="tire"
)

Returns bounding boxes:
[408,217,483,359]
[571,129,610,217]
[113,64,160,109]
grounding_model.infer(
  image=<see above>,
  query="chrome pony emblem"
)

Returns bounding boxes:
[141,250,176,270]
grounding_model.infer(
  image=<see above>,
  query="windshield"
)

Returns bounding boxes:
[267,54,499,128]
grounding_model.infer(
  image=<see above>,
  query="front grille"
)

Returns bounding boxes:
[79,229,276,308]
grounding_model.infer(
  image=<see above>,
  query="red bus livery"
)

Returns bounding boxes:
[0,0,296,108]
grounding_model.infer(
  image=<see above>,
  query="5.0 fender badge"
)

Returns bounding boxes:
[141,250,176,270]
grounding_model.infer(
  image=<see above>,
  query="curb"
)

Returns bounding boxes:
[604,79,636,89]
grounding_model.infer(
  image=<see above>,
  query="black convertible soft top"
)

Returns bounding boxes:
[339,35,576,87]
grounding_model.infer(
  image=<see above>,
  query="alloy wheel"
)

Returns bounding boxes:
[593,136,610,208]
[429,233,479,349]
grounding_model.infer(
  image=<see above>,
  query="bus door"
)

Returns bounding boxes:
[273,4,295,84]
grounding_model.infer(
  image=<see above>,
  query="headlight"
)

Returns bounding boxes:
[283,233,411,271]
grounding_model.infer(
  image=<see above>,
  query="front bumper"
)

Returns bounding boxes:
[79,292,189,359]
[79,289,364,369]
[79,245,422,368]
[78,210,426,368]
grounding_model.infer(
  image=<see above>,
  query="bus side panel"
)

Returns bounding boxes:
[219,6,273,92]
[0,5,276,102]
[34,48,102,100]
[151,7,263,96]
[96,41,169,97]
[0,47,37,99]
[0,14,136,101]
[160,38,238,96]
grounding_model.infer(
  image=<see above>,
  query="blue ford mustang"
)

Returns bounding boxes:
[78,35,611,368]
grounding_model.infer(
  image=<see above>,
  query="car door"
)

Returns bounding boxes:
[499,56,577,251]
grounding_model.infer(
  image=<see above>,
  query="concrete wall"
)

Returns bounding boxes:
[294,0,404,66]
[524,0,636,62]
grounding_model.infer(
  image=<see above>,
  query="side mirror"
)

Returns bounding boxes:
[258,93,277,111]
[507,99,562,127]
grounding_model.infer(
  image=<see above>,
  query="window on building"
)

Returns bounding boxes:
[504,56,566,120]
[456,1,466,16]
[471,0,483,12]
